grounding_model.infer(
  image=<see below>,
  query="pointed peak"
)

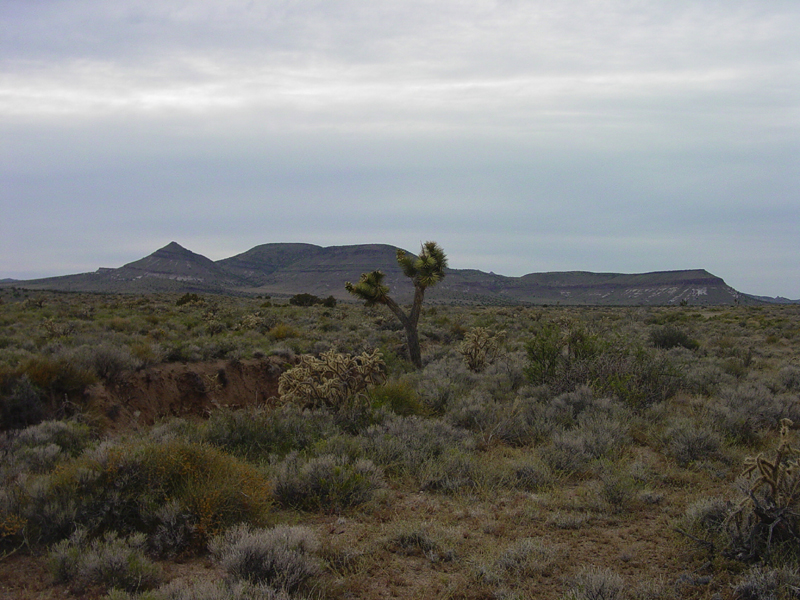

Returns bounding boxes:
[150,242,196,258]
[160,241,188,252]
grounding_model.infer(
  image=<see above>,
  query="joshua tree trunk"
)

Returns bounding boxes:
[345,242,446,369]
[383,291,424,368]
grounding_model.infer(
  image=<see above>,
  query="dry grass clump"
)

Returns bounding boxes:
[562,566,626,600]
[384,521,457,563]
[474,536,564,585]
[732,565,800,600]
[106,580,293,600]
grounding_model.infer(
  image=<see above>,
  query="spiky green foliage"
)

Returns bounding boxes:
[344,271,390,307]
[727,418,800,563]
[278,350,386,410]
[345,241,447,368]
[458,327,506,372]
[396,241,448,288]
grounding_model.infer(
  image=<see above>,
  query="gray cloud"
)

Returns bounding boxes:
[2,0,799,297]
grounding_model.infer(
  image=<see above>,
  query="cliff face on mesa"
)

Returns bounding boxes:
[4,242,757,305]
[434,269,736,306]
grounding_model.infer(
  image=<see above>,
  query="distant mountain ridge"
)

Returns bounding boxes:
[3,241,791,306]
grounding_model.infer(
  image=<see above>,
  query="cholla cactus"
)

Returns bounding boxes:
[726,419,800,562]
[458,327,506,372]
[278,350,386,409]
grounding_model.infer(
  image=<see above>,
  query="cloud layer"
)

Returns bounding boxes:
[2,1,799,297]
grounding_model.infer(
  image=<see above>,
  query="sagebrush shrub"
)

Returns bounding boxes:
[146,500,197,558]
[13,418,92,457]
[664,420,722,468]
[357,413,474,476]
[710,383,800,445]
[777,365,800,392]
[419,449,482,494]
[201,407,336,461]
[48,529,161,594]
[273,453,384,512]
[209,524,321,592]
[415,355,476,415]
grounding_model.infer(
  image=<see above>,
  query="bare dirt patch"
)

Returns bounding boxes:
[84,356,287,430]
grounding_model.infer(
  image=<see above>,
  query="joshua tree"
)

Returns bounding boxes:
[345,241,447,368]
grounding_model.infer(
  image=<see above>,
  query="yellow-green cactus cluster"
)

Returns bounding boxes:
[278,349,386,409]
[458,327,506,372]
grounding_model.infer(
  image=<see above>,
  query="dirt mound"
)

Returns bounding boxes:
[84,356,288,430]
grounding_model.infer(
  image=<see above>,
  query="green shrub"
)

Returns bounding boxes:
[80,343,143,381]
[21,439,272,545]
[209,524,321,592]
[18,355,97,404]
[523,323,562,385]
[649,325,699,350]
[175,293,202,306]
[369,379,426,416]
[524,325,681,409]
[0,375,45,429]
[269,323,299,341]
[288,293,321,307]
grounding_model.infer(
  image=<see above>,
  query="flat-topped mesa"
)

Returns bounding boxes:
[2,243,782,305]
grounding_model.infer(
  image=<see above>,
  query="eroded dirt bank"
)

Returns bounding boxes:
[84,356,288,430]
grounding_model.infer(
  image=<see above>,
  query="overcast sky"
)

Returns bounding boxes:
[2,1,798,298]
